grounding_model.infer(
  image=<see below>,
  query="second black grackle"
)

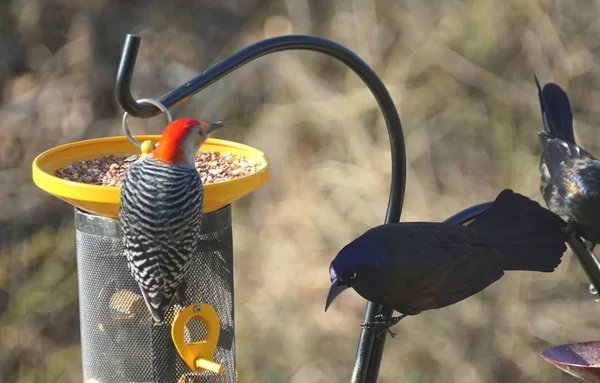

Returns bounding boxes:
[536,77,600,251]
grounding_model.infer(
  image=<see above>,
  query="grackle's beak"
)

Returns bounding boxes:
[325,278,350,312]
[206,121,226,135]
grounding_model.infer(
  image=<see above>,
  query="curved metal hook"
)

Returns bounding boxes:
[115,33,406,383]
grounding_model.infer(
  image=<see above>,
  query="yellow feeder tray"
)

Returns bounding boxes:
[32,135,270,218]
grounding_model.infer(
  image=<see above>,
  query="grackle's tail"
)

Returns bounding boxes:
[468,189,569,272]
[535,76,575,144]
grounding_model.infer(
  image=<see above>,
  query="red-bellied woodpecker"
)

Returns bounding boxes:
[119,118,225,324]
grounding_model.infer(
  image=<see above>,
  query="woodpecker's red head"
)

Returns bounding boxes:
[152,118,225,166]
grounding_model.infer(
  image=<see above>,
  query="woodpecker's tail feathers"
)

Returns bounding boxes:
[139,287,175,324]
[468,189,569,272]
[535,76,575,144]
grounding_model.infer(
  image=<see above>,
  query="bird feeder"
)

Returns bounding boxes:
[33,94,269,381]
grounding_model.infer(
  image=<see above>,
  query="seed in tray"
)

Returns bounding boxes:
[54,151,261,186]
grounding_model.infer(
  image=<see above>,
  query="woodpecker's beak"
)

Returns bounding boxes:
[325,278,350,312]
[205,121,226,135]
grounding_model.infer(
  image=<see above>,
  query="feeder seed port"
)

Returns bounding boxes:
[195,358,224,374]
[172,303,223,375]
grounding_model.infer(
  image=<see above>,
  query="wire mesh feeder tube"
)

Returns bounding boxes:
[75,205,236,383]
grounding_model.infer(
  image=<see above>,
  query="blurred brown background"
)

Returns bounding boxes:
[2,0,600,382]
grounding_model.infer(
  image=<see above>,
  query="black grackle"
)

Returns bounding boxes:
[325,189,569,336]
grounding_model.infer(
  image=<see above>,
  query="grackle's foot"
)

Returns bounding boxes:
[564,221,578,239]
[361,314,406,339]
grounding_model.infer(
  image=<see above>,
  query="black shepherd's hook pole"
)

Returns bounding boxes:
[569,238,600,293]
[115,34,405,382]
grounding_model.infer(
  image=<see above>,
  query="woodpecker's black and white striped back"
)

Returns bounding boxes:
[119,157,203,323]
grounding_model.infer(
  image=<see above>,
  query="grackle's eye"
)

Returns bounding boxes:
[350,273,357,280]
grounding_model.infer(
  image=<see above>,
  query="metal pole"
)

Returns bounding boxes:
[567,236,600,293]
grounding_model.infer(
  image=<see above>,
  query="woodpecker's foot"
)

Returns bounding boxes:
[361,314,406,339]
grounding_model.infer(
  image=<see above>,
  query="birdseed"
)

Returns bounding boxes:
[54,151,262,186]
